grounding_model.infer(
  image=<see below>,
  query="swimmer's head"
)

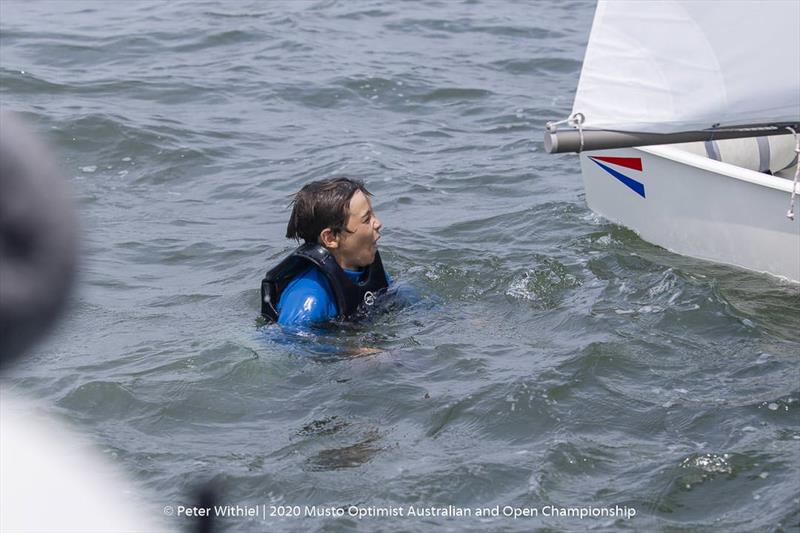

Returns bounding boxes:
[286,177,382,270]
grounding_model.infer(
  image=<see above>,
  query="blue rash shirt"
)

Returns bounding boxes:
[276,266,392,326]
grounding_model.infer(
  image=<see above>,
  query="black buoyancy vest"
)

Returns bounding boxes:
[260,243,389,322]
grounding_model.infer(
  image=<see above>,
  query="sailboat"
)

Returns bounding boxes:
[545,0,800,282]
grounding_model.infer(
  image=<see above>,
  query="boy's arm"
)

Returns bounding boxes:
[276,276,337,326]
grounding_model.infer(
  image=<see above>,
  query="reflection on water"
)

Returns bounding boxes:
[305,429,383,472]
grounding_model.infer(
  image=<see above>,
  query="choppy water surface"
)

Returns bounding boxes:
[2,1,798,531]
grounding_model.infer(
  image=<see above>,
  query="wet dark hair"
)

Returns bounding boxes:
[286,177,372,243]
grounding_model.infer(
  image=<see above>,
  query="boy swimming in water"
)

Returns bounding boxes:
[260,177,390,326]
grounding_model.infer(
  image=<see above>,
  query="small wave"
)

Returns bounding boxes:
[756,395,797,414]
[419,87,493,102]
[488,57,582,75]
[0,68,70,94]
[57,380,151,420]
[505,259,581,309]
[168,30,265,53]
[408,262,489,302]
[333,8,394,20]
[387,18,558,40]
[680,453,734,475]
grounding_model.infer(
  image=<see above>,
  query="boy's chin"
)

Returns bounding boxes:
[359,250,377,268]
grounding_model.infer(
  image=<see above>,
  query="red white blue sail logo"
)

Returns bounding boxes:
[588,156,645,198]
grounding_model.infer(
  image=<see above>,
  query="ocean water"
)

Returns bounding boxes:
[1,1,798,531]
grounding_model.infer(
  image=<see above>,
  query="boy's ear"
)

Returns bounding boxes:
[319,228,339,249]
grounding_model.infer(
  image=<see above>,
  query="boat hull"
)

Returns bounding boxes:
[579,145,800,282]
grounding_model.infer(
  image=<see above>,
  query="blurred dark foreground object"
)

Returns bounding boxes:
[0,112,168,532]
[0,111,77,365]
[0,113,219,532]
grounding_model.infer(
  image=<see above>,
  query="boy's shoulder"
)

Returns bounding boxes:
[277,266,337,324]
[286,265,329,289]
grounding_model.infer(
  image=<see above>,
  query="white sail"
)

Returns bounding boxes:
[572,0,800,133]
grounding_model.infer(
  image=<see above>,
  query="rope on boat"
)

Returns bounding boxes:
[786,126,800,221]
[546,113,585,152]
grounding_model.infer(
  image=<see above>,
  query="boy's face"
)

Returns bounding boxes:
[329,190,382,270]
